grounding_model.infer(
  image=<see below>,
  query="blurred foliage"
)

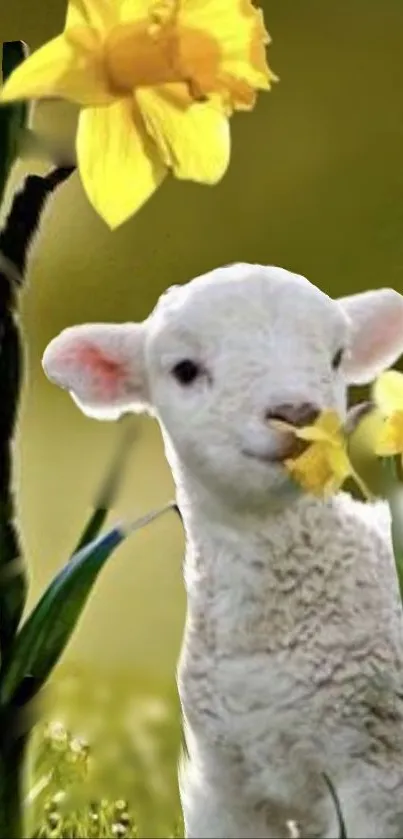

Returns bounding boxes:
[30,665,183,839]
[0,40,30,205]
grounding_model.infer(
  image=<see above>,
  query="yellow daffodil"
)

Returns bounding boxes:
[0,0,275,228]
[372,370,403,458]
[271,410,370,499]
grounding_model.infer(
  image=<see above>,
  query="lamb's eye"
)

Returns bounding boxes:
[332,348,345,371]
[172,359,201,385]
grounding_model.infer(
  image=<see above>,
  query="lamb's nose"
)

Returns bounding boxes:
[265,401,320,427]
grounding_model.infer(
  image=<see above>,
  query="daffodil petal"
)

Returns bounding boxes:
[293,426,333,443]
[65,0,117,30]
[374,438,401,457]
[270,416,339,443]
[317,410,343,435]
[374,415,403,456]
[118,0,156,21]
[284,425,352,498]
[268,418,297,434]
[76,99,167,229]
[0,33,111,106]
[373,370,403,415]
[136,86,230,183]
[327,447,351,480]
[285,445,332,496]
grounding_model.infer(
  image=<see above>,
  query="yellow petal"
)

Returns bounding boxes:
[76,99,167,229]
[296,411,345,444]
[65,0,117,30]
[317,409,343,433]
[0,33,111,106]
[136,86,230,183]
[284,425,352,494]
[268,418,299,434]
[323,474,344,499]
[293,426,334,443]
[118,0,155,21]
[373,370,403,415]
[285,445,334,497]
[270,410,344,444]
[285,440,350,497]
[374,414,403,456]
[326,446,352,481]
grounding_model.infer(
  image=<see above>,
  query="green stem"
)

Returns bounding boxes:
[0,734,27,839]
[387,483,403,605]
[350,466,374,502]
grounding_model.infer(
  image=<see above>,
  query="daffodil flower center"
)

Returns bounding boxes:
[102,1,221,100]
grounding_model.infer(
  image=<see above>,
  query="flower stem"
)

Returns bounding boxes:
[385,472,403,605]
[350,466,374,502]
[0,164,75,838]
[0,733,27,839]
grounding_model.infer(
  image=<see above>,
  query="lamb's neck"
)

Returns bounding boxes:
[176,469,335,587]
[175,473,344,655]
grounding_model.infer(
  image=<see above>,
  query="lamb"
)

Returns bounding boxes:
[42,262,403,838]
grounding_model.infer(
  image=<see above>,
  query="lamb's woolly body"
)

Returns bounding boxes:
[41,263,403,837]
[177,486,403,837]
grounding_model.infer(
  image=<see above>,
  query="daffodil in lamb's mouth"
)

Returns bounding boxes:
[0,0,276,228]
[269,410,371,499]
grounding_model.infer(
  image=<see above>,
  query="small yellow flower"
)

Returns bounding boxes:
[285,443,350,498]
[284,411,352,498]
[372,370,403,457]
[271,410,369,499]
[0,0,275,228]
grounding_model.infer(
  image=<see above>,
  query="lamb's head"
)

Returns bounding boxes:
[42,263,403,512]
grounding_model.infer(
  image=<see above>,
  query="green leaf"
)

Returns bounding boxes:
[0,503,175,706]
[0,41,31,206]
[71,418,137,555]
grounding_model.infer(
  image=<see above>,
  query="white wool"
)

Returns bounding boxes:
[43,264,403,838]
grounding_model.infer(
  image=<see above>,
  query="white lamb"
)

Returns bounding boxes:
[42,263,403,838]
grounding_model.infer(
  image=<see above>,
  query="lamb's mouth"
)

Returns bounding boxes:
[242,436,308,465]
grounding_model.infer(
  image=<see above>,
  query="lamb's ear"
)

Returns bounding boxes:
[42,322,149,420]
[337,288,403,385]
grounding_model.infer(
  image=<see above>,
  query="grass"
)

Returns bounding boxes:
[28,664,184,839]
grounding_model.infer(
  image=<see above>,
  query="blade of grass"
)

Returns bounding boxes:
[71,417,137,555]
[381,456,403,604]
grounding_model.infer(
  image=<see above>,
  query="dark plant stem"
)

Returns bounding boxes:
[0,166,75,661]
[0,165,75,837]
[0,735,27,839]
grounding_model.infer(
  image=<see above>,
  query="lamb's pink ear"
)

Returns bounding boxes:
[338,288,403,384]
[42,322,149,420]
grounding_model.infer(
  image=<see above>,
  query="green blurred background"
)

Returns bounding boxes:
[1,0,403,832]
